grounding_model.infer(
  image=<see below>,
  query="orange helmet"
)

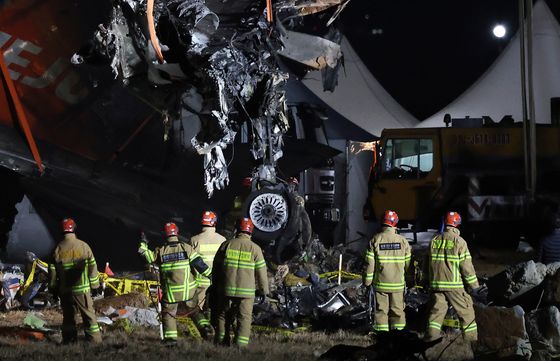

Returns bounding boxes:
[445,211,462,227]
[62,218,76,233]
[201,211,217,227]
[382,210,399,227]
[164,222,179,237]
[239,217,254,234]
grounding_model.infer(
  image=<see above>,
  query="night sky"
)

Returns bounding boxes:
[341,0,560,120]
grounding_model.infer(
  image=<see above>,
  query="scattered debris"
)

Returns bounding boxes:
[122,306,160,327]
[22,312,48,331]
[94,292,150,314]
[474,304,532,360]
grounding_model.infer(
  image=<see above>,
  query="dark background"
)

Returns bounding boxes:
[341,0,560,120]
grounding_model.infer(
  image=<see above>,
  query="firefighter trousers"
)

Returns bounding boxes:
[61,292,101,343]
[374,291,406,331]
[426,290,477,341]
[186,286,212,335]
[215,296,254,347]
[162,302,181,340]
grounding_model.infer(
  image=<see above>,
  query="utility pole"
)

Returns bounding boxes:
[519,0,537,202]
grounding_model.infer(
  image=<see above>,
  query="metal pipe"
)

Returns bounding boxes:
[526,0,537,201]
[519,0,529,194]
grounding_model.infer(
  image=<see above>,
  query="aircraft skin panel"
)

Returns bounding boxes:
[0,0,115,160]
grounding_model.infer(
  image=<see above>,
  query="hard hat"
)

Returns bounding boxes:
[382,210,399,227]
[201,211,217,227]
[287,177,299,185]
[164,222,179,237]
[239,217,254,234]
[445,211,462,227]
[62,218,76,233]
[242,177,253,188]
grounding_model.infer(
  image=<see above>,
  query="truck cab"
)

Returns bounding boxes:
[370,128,442,227]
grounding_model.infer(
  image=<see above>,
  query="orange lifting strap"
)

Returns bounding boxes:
[0,51,45,174]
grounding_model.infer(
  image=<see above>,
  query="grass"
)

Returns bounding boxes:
[0,309,372,361]
[0,307,479,361]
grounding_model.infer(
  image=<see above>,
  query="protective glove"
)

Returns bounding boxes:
[138,242,149,256]
[255,290,266,304]
[468,285,488,303]
[91,287,102,298]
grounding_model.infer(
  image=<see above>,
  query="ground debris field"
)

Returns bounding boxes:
[0,308,476,361]
[0,246,537,361]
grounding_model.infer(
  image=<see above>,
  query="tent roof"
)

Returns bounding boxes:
[419,0,560,128]
[301,36,419,136]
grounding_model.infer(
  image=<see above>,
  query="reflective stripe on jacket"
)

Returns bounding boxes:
[141,236,210,303]
[428,227,479,291]
[363,226,411,292]
[49,233,99,295]
[190,227,226,287]
[213,233,269,298]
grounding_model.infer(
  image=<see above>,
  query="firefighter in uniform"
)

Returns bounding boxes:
[138,222,210,344]
[213,218,269,347]
[188,211,226,338]
[363,210,411,332]
[425,211,479,341]
[48,218,101,343]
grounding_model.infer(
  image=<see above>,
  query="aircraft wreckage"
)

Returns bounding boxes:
[0,0,348,260]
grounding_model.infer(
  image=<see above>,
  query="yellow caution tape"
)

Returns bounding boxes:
[252,325,310,336]
[319,271,361,281]
[99,273,159,298]
[177,316,203,340]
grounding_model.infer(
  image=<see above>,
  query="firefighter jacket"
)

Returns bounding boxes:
[363,226,411,292]
[428,226,479,291]
[190,227,226,288]
[213,233,269,298]
[48,233,100,295]
[139,236,210,303]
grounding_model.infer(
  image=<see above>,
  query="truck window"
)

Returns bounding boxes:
[382,138,433,179]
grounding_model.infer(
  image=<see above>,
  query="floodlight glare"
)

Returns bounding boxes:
[493,24,506,38]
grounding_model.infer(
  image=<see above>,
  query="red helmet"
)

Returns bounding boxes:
[201,211,217,227]
[164,222,179,237]
[288,177,299,185]
[382,210,399,227]
[445,211,462,227]
[242,177,253,188]
[239,217,254,234]
[62,218,76,233]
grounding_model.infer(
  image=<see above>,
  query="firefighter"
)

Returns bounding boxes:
[213,217,269,347]
[363,210,411,332]
[48,218,101,343]
[138,222,210,345]
[188,211,226,338]
[425,211,479,341]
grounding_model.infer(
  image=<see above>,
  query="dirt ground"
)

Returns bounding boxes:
[471,246,535,278]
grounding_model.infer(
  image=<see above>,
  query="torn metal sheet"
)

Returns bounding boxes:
[166,0,219,54]
[191,78,236,197]
[279,30,342,70]
[321,28,343,92]
[278,0,347,17]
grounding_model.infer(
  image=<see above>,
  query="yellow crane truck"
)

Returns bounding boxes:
[369,120,560,243]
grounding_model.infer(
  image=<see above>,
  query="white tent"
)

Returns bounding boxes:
[419,0,560,128]
[302,37,419,136]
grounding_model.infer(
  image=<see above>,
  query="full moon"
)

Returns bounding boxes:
[493,24,507,38]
